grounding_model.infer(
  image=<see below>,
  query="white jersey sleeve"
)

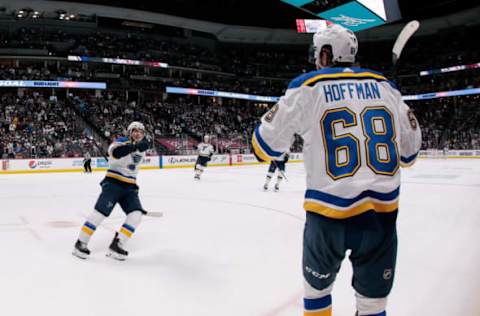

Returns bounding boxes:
[398,100,422,167]
[252,88,308,161]
[105,137,145,184]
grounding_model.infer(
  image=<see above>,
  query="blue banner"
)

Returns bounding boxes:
[168,86,480,103]
[166,87,279,103]
[68,55,168,68]
[0,80,106,89]
[403,88,480,101]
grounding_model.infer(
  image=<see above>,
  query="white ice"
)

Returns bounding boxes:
[1,159,479,316]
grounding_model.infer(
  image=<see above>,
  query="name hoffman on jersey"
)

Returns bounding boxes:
[323,81,381,103]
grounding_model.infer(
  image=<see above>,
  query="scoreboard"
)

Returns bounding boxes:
[282,0,401,31]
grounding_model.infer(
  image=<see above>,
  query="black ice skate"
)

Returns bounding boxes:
[106,232,128,261]
[72,240,90,259]
[274,184,280,192]
[194,174,200,180]
[263,184,268,191]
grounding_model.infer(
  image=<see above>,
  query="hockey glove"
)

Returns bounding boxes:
[134,139,149,152]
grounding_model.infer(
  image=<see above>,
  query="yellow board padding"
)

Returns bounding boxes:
[0,166,160,175]
[305,200,398,219]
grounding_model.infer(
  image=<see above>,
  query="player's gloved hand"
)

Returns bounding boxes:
[134,139,149,152]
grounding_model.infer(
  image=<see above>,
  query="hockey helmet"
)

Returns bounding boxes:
[310,23,358,66]
[127,121,145,135]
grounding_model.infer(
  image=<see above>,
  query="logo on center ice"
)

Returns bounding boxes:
[28,160,38,169]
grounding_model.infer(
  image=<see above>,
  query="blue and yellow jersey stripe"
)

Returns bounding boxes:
[400,151,419,168]
[115,136,130,144]
[288,67,396,90]
[251,125,284,162]
[304,187,399,219]
[105,169,137,184]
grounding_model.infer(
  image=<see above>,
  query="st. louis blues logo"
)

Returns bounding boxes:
[131,153,143,164]
[331,15,376,27]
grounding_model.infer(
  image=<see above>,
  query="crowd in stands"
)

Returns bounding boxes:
[0,93,100,159]
[407,94,480,150]
[0,22,479,159]
[2,24,480,93]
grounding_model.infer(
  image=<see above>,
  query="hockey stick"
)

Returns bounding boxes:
[272,160,289,182]
[89,136,109,162]
[391,20,420,83]
[144,211,163,218]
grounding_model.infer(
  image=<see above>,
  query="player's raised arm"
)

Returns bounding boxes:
[108,136,149,160]
[398,100,422,167]
[252,87,307,162]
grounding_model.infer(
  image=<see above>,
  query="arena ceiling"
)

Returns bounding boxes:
[50,0,478,28]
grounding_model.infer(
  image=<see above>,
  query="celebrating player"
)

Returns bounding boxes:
[73,121,149,261]
[194,135,215,180]
[263,152,289,191]
[252,24,421,316]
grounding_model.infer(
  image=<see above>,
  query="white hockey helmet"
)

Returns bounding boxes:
[203,135,210,143]
[310,23,358,65]
[127,121,145,135]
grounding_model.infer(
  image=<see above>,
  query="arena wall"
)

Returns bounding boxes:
[1,151,478,174]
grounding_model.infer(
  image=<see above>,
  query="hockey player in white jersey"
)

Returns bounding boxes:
[263,152,289,191]
[194,135,215,180]
[72,122,149,261]
[252,24,421,316]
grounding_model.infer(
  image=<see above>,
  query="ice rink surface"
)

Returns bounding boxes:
[1,159,479,316]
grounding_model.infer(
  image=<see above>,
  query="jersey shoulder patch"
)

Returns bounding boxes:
[407,109,418,130]
[264,103,279,123]
[115,137,130,143]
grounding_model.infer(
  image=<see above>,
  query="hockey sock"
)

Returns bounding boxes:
[265,173,273,185]
[355,292,387,316]
[304,280,333,316]
[195,165,204,176]
[118,210,143,245]
[304,295,332,316]
[276,175,283,186]
[78,210,106,244]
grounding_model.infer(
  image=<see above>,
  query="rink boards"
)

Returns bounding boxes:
[1,150,479,174]
[0,153,305,174]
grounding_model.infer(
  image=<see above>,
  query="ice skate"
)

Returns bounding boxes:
[72,240,90,259]
[106,232,128,261]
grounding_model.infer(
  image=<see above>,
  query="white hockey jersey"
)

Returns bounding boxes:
[105,137,145,184]
[252,67,422,219]
[197,142,215,158]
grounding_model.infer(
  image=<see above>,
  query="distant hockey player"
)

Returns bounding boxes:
[83,151,92,173]
[263,152,289,191]
[252,24,421,316]
[73,121,149,261]
[194,135,215,180]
